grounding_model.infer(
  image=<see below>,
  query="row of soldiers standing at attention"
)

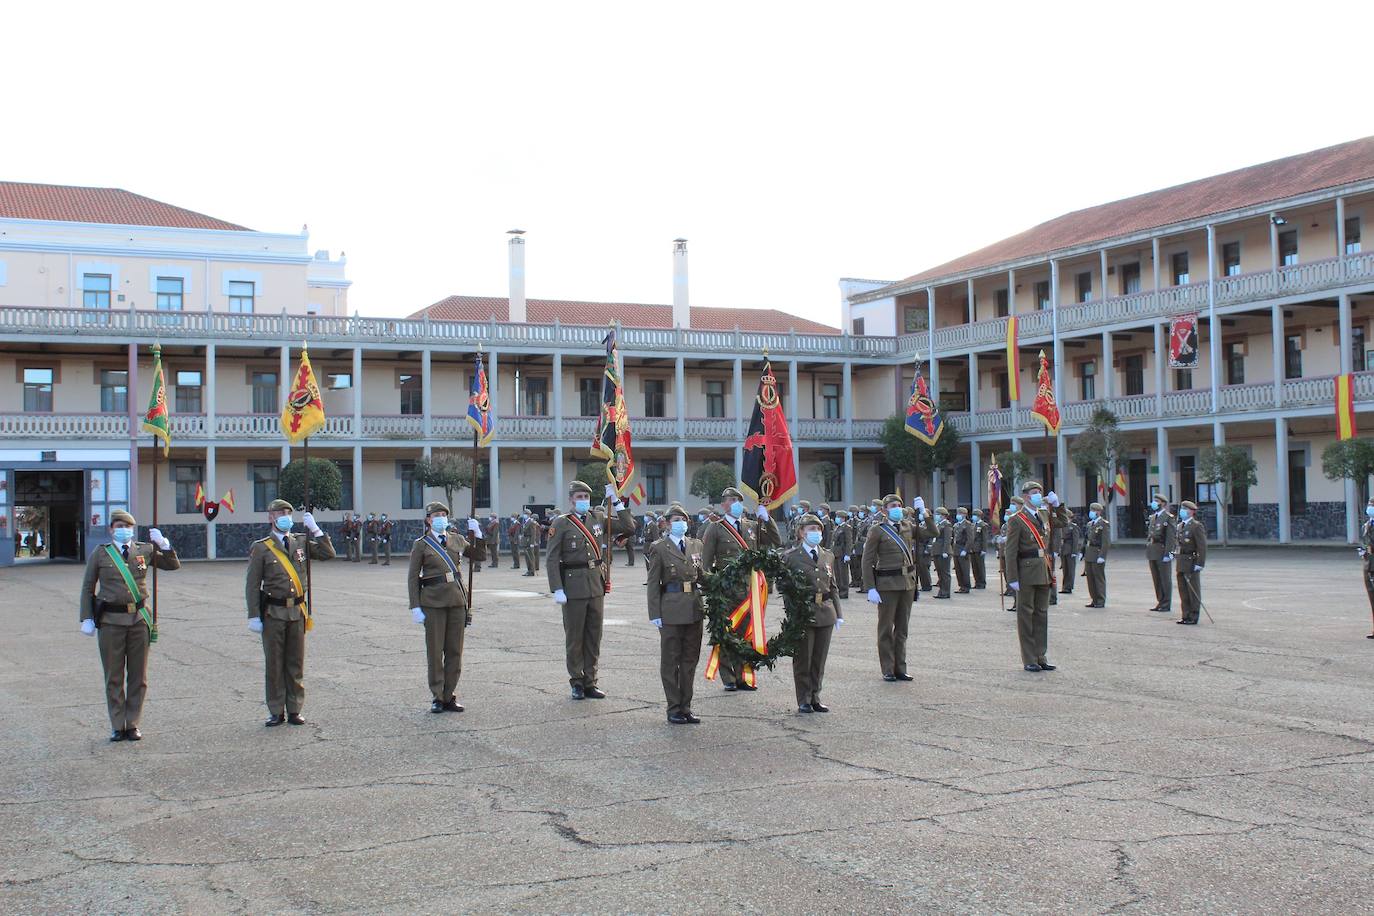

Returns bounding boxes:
[339,512,395,565]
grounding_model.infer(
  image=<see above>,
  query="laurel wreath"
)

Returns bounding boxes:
[702,547,815,670]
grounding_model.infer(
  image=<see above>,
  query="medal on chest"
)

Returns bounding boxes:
[295,548,306,564]
[135,555,147,573]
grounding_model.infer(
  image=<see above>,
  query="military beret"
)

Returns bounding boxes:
[666,504,690,520]
[720,486,744,501]
[1008,495,1025,506]
[1181,499,1199,511]
[1090,502,1105,512]
[798,499,812,509]
[881,493,903,505]
[109,509,137,527]
[834,509,849,519]
[972,508,984,517]
[848,505,859,512]
[1021,480,1043,493]
[957,507,969,516]
[1064,508,1075,518]
[425,501,450,515]
[935,506,949,516]
[819,503,832,511]
[268,499,294,512]
[568,480,593,497]
[796,513,822,528]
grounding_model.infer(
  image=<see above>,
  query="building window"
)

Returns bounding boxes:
[156,276,184,311]
[903,307,925,333]
[820,382,841,419]
[1346,217,1363,255]
[228,280,255,313]
[851,317,865,335]
[1284,334,1303,380]
[327,372,352,390]
[578,378,600,417]
[1354,326,1367,373]
[1279,230,1298,267]
[997,372,1010,409]
[522,377,547,416]
[1174,369,1192,391]
[995,288,1009,317]
[1288,449,1307,516]
[174,464,203,514]
[252,464,280,512]
[1222,242,1242,276]
[99,369,128,414]
[1178,455,1196,505]
[1226,342,1245,385]
[1171,252,1190,285]
[174,370,203,412]
[705,380,727,418]
[251,371,278,414]
[1123,354,1144,396]
[334,460,354,511]
[1119,263,1141,295]
[1231,480,1249,515]
[22,367,54,412]
[473,460,491,508]
[400,462,423,510]
[400,373,424,415]
[644,461,668,504]
[1034,280,1050,310]
[83,274,112,309]
[1076,272,1092,303]
[644,379,666,417]
[1079,361,1096,401]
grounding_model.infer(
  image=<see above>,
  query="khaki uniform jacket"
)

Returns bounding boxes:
[971,518,989,552]
[1363,520,1374,575]
[1145,510,1178,561]
[699,516,782,572]
[518,518,539,548]
[953,519,974,553]
[79,541,181,624]
[245,532,336,621]
[820,515,835,549]
[1003,510,1052,587]
[861,519,918,591]
[831,523,853,560]
[783,545,840,627]
[1060,523,1082,557]
[913,510,937,556]
[545,507,636,599]
[407,533,479,609]
[1176,518,1208,568]
[933,520,954,557]
[646,536,705,625]
[1083,518,1111,562]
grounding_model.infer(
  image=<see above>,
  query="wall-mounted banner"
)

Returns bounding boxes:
[1168,313,1200,368]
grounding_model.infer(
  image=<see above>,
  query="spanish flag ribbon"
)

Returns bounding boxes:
[1006,316,1020,403]
[1337,373,1357,441]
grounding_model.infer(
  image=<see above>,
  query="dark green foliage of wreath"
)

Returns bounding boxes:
[703,547,816,670]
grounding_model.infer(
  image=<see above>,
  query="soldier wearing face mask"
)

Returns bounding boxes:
[1083,501,1110,608]
[407,501,484,713]
[1174,500,1208,626]
[519,510,539,576]
[1145,495,1178,613]
[700,486,781,691]
[862,494,919,682]
[785,514,842,714]
[646,505,706,724]
[1360,498,1374,638]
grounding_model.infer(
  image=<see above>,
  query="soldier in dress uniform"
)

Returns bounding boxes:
[407,501,484,712]
[970,508,989,589]
[519,511,539,576]
[342,513,360,562]
[953,507,973,593]
[378,513,395,567]
[1360,497,1374,638]
[483,513,501,568]
[78,510,180,742]
[364,512,379,564]
[997,498,1021,606]
[1174,500,1208,625]
[547,481,636,699]
[1083,501,1110,608]
[847,505,865,587]
[646,505,705,724]
[1145,495,1178,613]
[785,514,842,713]
[831,507,853,599]
[913,500,936,592]
[932,507,954,599]
[700,486,782,691]
[862,494,918,682]
[817,503,835,549]
[1058,509,1081,594]
[1004,481,1057,672]
[245,499,335,726]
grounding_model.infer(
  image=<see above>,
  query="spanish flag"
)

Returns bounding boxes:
[281,347,326,444]
[1030,349,1061,435]
[1006,316,1020,403]
[1337,373,1357,440]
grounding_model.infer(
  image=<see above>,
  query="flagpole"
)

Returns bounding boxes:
[302,341,314,629]
[151,417,159,637]
[468,429,477,611]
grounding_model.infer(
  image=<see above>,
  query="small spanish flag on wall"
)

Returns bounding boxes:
[1006,316,1020,403]
[1336,373,1357,440]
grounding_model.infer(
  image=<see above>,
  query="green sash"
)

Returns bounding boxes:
[103,544,156,632]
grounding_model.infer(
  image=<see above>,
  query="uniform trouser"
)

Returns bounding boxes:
[917,554,933,590]
[793,624,834,705]
[719,650,743,687]
[262,614,306,715]
[1086,560,1107,604]
[935,555,951,595]
[971,552,987,588]
[625,543,636,566]
[876,588,915,676]
[346,538,358,561]
[369,538,379,563]
[1060,554,1076,592]
[523,547,537,574]
[835,558,850,596]
[512,542,521,568]
[1366,572,1374,620]
[562,596,604,688]
[955,554,971,589]
[660,619,703,716]
[97,622,150,730]
[423,605,466,701]
[1176,561,1202,623]
[1149,558,1173,608]
[849,555,863,588]
[381,539,392,565]
[1016,583,1051,666]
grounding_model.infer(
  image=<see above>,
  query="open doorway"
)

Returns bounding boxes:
[14,470,84,562]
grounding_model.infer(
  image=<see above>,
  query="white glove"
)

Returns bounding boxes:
[148,527,172,550]
[1047,491,1060,507]
[411,607,425,625]
[1193,564,1203,573]
[1096,557,1105,564]
[248,617,264,633]
[843,555,850,563]
[1074,554,1082,562]
[604,484,616,499]
[1162,553,1173,563]
[651,618,663,629]
[302,512,322,536]
[1360,548,1368,558]
[553,589,567,605]
[942,553,949,559]
[467,519,483,537]
[81,619,96,636]
[914,497,925,510]
[959,550,966,557]
[866,588,881,604]
[835,618,844,629]
[756,505,769,520]
[1009,581,1020,591]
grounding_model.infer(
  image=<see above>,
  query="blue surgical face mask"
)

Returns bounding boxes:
[1367,506,1374,518]
[1088,510,1098,521]
[111,527,134,544]
[430,516,449,533]
[274,515,293,532]
[887,507,903,522]
[1029,493,1044,508]
[574,499,590,514]
[729,501,744,518]
[1150,500,1159,511]
[956,514,966,523]
[858,510,866,519]
[817,510,827,518]
[1007,505,1020,516]
[1179,509,1191,522]
[805,530,823,546]
[670,520,688,538]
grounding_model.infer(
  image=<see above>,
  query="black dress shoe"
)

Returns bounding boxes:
[882,674,898,682]
[955,588,970,594]
[683,712,701,724]
[797,703,814,713]
[124,727,142,741]
[431,699,445,713]
[667,713,690,724]
[571,685,586,700]
[895,673,914,682]
[811,702,830,713]
[1151,607,1171,613]
[1024,664,1042,672]
[109,729,125,742]
[1085,602,1098,608]
[737,682,758,692]
[287,713,306,725]
[935,593,950,599]
[1367,633,1374,639]
[1037,662,1056,671]
[722,682,738,691]
[265,714,285,727]
[584,686,606,699]
[443,699,464,712]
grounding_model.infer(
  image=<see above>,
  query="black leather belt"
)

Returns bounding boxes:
[874,567,909,576]
[562,561,590,570]
[662,582,695,593]
[419,574,448,588]
[1018,549,1044,559]
[98,598,143,614]
[263,593,305,607]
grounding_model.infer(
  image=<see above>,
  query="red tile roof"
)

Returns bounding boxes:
[416,296,841,334]
[888,135,1374,290]
[0,182,249,231]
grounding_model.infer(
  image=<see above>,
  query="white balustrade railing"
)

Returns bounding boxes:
[361,415,424,438]
[632,417,677,440]
[798,418,846,439]
[683,417,734,439]
[851,419,887,438]
[1159,388,1212,417]
[169,413,208,436]
[1218,382,1276,412]
[216,413,284,437]
[1281,375,1336,406]
[0,412,130,437]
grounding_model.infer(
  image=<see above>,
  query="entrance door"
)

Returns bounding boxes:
[1127,459,1148,537]
[14,470,85,562]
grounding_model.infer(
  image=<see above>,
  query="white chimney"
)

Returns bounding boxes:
[507,230,526,324]
[672,238,690,329]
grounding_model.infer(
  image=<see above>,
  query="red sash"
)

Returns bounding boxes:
[1016,512,1054,578]
[717,519,750,551]
[565,514,602,561]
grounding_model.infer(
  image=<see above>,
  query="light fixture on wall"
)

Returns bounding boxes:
[1271,215,1288,226]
